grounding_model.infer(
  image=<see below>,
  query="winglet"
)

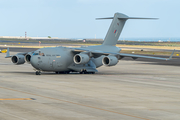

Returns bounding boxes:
[166,49,175,60]
[5,48,11,58]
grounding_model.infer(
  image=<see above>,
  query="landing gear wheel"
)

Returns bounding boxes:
[36,71,41,75]
[79,70,89,74]
[65,71,70,74]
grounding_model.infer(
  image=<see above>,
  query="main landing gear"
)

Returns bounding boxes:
[36,71,41,75]
[79,70,95,74]
[55,71,70,74]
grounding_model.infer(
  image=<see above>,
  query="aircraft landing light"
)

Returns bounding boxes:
[0,98,35,101]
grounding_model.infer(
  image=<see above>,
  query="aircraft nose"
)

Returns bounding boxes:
[30,55,39,70]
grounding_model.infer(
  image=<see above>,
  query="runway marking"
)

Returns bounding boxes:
[0,98,34,100]
[0,86,149,120]
[115,79,180,89]
[0,110,28,120]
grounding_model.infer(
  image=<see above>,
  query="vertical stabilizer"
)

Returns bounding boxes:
[101,13,128,46]
[96,13,158,46]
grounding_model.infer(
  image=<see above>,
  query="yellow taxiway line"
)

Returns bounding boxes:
[0,98,34,100]
[0,86,149,120]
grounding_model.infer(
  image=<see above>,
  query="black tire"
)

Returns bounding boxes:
[36,71,40,75]
[35,72,38,75]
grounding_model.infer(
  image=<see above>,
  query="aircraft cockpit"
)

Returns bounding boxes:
[33,51,45,56]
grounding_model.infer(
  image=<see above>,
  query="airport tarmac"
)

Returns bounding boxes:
[0,51,180,120]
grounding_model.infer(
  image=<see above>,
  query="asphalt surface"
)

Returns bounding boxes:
[0,51,180,120]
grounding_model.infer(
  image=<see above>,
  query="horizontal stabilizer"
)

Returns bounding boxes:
[97,12,158,46]
[96,17,158,20]
[96,17,114,20]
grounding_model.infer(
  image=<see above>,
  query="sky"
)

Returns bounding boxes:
[0,0,180,39]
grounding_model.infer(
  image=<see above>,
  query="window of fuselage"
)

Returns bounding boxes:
[33,53,38,55]
[41,53,45,56]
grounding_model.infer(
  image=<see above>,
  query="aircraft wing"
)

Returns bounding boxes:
[118,52,174,61]
[71,48,175,61]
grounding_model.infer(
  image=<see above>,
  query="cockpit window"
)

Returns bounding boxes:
[33,53,39,55]
[39,53,45,56]
[32,52,44,56]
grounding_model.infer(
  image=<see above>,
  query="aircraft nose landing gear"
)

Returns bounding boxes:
[35,71,41,75]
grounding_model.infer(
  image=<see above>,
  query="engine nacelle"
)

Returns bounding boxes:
[73,53,90,64]
[11,55,25,65]
[24,54,31,64]
[102,56,118,66]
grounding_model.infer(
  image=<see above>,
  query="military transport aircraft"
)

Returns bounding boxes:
[5,13,174,75]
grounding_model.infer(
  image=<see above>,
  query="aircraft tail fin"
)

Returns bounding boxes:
[96,13,158,46]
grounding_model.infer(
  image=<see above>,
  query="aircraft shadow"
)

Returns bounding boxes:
[1,71,153,76]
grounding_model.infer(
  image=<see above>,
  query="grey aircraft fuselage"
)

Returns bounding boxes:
[30,45,121,72]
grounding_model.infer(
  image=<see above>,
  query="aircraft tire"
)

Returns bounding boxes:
[36,71,41,75]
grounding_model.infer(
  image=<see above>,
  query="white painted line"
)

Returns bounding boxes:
[0,110,28,120]
[117,79,180,89]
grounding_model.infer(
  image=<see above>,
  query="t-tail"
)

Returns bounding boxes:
[96,12,158,46]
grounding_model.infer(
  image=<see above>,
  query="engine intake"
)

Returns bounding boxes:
[11,55,25,65]
[74,54,90,64]
[24,54,31,64]
[102,56,118,66]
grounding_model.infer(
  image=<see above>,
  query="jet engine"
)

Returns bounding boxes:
[24,54,31,64]
[11,55,25,65]
[102,55,118,66]
[73,53,90,64]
